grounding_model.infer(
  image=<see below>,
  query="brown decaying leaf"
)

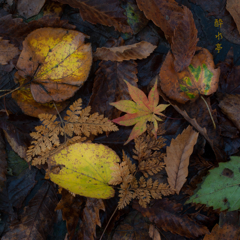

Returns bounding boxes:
[12,74,69,118]
[0,130,7,192]
[2,181,58,240]
[226,0,240,35]
[55,189,85,240]
[149,224,161,240]
[159,47,220,104]
[89,60,138,119]
[112,211,152,240]
[17,0,46,19]
[0,114,32,160]
[0,37,19,65]
[221,14,240,45]
[78,198,105,240]
[219,94,240,131]
[0,168,38,222]
[0,15,75,48]
[133,198,210,238]
[93,41,157,62]
[171,6,198,72]
[136,0,198,70]
[203,223,240,240]
[54,0,132,33]
[165,126,199,194]
[136,0,184,41]
[217,48,240,95]
[158,86,226,162]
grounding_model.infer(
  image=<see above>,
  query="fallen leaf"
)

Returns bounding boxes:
[133,198,209,238]
[0,111,35,159]
[203,223,240,240]
[89,38,138,120]
[159,47,220,104]
[48,142,120,198]
[16,27,92,103]
[2,181,58,240]
[0,37,19,65]
[159,87,226,162]
[0,130,7,191]
[89,59,138,119]
[12,73,69,117]
[219,94,240,131]
[165,126,199,194]
[186,156,240,211]
[221,14,240,45]
[55,189,85,240]
[17,0,46,19]
[112,211,151,240]
[149,224,161,240]
[217,48,240,94]
[136,0,198,70]
[226,0,240,34]
[93,41,157,62]
[0,168,37,221]
[0,15,75,48]
[111,79,170,144]
[136,0,183,41]
[54,0,132,33]
[171,6,198,72]
[123,0,149,34]
[78,198,105,240]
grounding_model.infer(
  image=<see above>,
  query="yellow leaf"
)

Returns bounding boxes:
[48,143,120,199]
[16,27,92,103]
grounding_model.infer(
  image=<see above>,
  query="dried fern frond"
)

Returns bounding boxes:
[27,98,118,166]
[139,160,165,178]
[110,127,173,209]
[26,113,63,162]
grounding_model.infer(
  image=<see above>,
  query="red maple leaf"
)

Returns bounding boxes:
[110,79,169,144]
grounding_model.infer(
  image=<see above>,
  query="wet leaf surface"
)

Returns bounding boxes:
[133,198,210,238]
[2,181,58,240]
[1,1,240,239]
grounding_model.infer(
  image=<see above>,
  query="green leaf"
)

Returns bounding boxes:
[186,156,240,211]
[48,142,120,199]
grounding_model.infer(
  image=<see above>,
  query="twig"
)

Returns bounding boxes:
[200,96,216,129]
[99,206,118,240]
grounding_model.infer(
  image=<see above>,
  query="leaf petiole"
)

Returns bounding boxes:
[200,96,216,129]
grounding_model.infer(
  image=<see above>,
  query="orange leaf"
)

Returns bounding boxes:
[93,41,157,62]
[226,0,240,35]
[203,223,240,240]
[16,27,92,104]
[110,79,169,144]
[136,1,198,71]
[171,7,198,72]
[164,125,199,194]
[159,47,220,104]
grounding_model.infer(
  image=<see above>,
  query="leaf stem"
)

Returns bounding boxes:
[200,96,216,129]
[99,206,118,240]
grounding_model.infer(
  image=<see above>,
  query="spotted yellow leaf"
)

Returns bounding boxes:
[48,143,120,199]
